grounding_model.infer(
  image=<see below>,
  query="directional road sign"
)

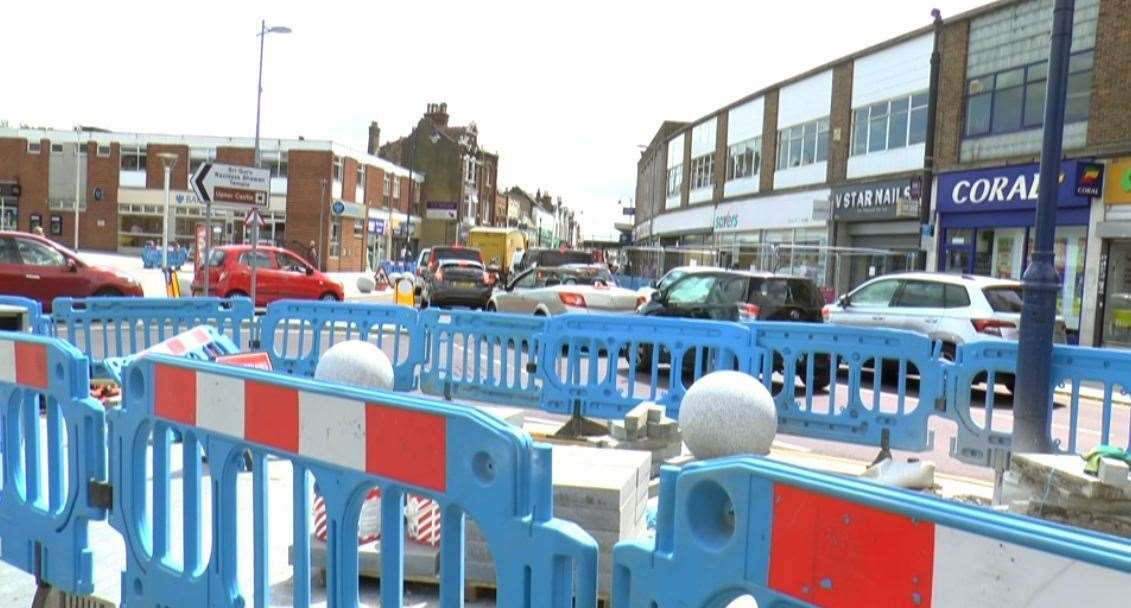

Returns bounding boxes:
[191,162,270,207]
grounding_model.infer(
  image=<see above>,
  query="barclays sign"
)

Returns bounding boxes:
[937,160,1090,214]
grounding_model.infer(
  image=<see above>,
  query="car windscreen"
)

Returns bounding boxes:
[657,269,686,292]
[558,266,614,286]
[751,278,823,308]
[983,286,1023,313]
[434,248,482,264]
[538,250,594,267]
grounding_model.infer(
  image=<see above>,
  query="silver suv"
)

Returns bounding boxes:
[826,272,1066,384]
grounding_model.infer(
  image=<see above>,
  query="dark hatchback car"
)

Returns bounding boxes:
[635,270,831,389]
[419,246,494,309]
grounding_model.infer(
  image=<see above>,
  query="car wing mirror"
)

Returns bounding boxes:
[66,258,79,272]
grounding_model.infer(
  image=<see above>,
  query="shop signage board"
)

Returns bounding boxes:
[1104,157,1131,205]
[426,200,458,220]
[830,178,920,221]
[937,160,1090,213]
[1075,162,1105,198]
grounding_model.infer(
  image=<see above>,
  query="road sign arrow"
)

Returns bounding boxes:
[191,163,212,203]
[244,208,266,228]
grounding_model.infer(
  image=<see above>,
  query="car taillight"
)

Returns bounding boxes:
[738,303,761,320]
[635,295,647,309]
[435,269,444,282]
[821,305,830,321]
[559,292,586,307]
[972,318,1016,336]
[483,271,495,285]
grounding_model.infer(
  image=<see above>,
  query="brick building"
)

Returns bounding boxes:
[378,103,499,248]
[634,0,1131,346]
[0,128,421,272]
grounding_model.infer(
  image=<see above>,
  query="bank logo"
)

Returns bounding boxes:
[1075,162,1104,198]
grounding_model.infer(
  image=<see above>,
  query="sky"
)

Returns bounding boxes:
[2,0,990,240]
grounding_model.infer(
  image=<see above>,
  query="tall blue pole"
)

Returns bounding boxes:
[1013,0,1075,453]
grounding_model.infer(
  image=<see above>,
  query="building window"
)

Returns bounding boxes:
[329,222,341,257]
[332,157,343,183]
[776,117,829,169]
[726,137,761,181]
[689,154,714,191]
[965,50,1093,138]
[667,165,682,197]
[353,219,363,238]
[50,143,64,154]
[27,141,41,154]
[851,91,928,155]
[392,177,401,198]
[383,174,391,196]
[121,145,147,171]
[356,165,365,190]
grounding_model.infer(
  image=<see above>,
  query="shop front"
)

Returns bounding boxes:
[1092,156,1131,348]
[713,189,830,285]
[829,177,922,293]
[936,160,1094,342]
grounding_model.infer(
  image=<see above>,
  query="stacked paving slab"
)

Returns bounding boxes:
[465,444,652,597]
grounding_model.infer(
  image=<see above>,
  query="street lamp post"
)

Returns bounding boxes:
[1013,0,1076,453]
[318,178,327,270]
[253,20,291,169]
[158,153,179,270]
[74,128,84,249]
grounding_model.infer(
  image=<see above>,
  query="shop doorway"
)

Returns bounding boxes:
[942,228,975,274]
[1102,240,1131,349]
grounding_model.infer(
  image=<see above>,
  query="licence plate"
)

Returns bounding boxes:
[454,281,476,288]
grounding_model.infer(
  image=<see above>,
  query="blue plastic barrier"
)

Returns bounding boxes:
[141,248,188,269]
[950,341,1131,468]
[0,333,108,596]
[259,300,423,390]
[50,297,254,379]
[614,457,1131,607]
[109,355,598,607]
[749,322,946,452]
[539,314,752,418]
[0,295,53,335]
[419,308,546,408]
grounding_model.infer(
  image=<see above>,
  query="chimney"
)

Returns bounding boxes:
[425,102,450,127]
[367,121,381,155]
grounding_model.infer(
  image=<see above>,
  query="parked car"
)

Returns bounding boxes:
[487,264,641,316]
[190,244,343,306]
[513,247,594,272]
[0,231,144,311]
[636,265,722,305]
[824,272,1067,391]
[418,246,493,309]
[635,269,831,388]
[411,248,432,294]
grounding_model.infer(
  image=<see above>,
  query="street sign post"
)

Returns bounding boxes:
[191,162,270,307]
[332,200,344,272]
[244,208,266,317]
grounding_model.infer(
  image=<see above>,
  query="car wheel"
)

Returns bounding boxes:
[800,359,832,393]
[320,292,339,302]
[93,288,122,297]
[940,342,957,362]
[486,302,497,312]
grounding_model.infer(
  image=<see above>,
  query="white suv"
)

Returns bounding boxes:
[825,272,1066,361]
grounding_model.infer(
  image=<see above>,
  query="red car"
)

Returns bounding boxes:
[191,244,344,306]
[0,231,144,311]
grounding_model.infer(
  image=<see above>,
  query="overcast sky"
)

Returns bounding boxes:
[3,0,989,239]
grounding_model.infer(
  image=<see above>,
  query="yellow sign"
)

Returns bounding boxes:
[1105,157,1131,205]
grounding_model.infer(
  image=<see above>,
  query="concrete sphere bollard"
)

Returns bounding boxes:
[679,371,777,459]
[314,339,395,391]
[356,275,376,294]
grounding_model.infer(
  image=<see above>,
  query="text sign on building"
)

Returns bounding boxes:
[1075,162,1104,198]
[0,182,22,198]
[426,200,458,220]
[190,162,270,207]
[831,178,920,222]
[936,160,1090,213]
